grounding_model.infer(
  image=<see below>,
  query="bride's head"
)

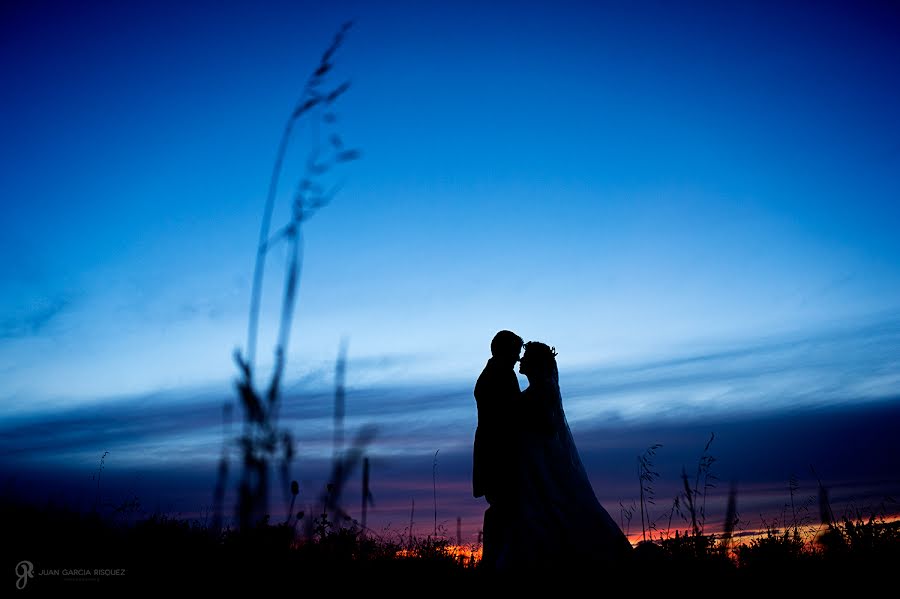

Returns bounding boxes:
[518,341,558,381]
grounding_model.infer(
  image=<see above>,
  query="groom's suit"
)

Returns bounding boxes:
[474,356,521,570]
[473,357,521,502]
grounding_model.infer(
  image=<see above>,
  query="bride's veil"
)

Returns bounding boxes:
[512,341,631,565]
[527,342,593,484]
[547,365,593,482]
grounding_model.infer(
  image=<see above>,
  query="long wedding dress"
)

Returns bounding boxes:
[496,368,632,571]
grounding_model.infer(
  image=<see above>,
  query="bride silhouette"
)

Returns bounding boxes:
[496,341,632,571]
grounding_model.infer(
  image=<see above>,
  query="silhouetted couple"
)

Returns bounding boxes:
[473,330,631,573]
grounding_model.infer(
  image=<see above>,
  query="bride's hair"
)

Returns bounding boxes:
[523,341,559,380]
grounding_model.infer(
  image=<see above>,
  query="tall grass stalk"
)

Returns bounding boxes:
[245,21,355,369]
[230,21,360,531]
[211,404,231,534]
[687,432,716,536]
[638,443,661,542]
[433,449,440,537]
[361,456,372,533]
[93,450,109,512]
[408,497,415,549]
[317,342,376,527]
[722,482,738,554]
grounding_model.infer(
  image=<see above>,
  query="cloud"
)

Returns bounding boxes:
[0,390,227,462]
[560,312,900,422]
[3,311,900,467]
[0,295,72,339]
[2,392,897,545]
[1,310,898,545]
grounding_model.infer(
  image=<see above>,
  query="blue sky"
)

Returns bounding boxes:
[2,0,899,539]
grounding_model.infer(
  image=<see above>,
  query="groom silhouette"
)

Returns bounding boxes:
[473,329,523,569]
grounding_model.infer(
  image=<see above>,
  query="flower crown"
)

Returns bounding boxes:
[523,341,558,358]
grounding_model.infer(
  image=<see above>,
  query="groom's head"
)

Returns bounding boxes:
[491,330,523,367]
